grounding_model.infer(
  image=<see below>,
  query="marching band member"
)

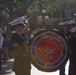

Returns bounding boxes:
[66,20,76,44]
[58,21,68,75]
[66,13,76,39]
[68,26,76,75]
[9,16,31,75]
[58,22,68,39]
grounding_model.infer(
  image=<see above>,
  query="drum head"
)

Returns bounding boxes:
[31,30,69,72]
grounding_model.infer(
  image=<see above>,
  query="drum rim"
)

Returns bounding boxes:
[31,30,69,72]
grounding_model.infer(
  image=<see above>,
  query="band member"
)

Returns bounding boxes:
[58,22,68,75]
[66,20,76,45]
[66,13,76,37]
[68,26,76,75]
[9,16,31,75]
[58,22,68,38]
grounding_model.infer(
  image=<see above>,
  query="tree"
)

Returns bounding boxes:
[0,0,76,28]
[0,0,34,28]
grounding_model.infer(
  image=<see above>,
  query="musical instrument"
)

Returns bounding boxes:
[31,29,69,72]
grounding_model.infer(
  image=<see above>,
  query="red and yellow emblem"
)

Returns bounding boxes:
[31,30,69,72]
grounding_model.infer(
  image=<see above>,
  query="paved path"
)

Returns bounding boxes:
[0,59,15,75]
[0,59,69,75]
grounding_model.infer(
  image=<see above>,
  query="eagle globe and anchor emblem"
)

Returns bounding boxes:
[31,30,69,72]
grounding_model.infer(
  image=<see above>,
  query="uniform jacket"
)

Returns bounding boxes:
[69,37,76,63]
[9,33,31,71]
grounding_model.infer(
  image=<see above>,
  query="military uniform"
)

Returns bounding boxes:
[68,26,76,75]
[58,22,68,75]
[9,16,31,75]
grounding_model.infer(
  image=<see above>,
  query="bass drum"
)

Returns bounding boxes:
[31,29,69,72]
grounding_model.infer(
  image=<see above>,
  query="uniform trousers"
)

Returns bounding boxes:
[14,68,30,75]
[60,64,66,75]
[68,58,76,75]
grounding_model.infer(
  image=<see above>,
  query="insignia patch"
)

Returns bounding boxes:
[31,30,69,72]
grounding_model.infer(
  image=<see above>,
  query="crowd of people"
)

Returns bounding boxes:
[57,13,76,75]
[0,16,31,75]
[0,13,76,75]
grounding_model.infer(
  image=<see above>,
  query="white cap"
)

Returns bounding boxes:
[58,22,67,26]
[67,20,75,25]
[69,27,76,33]
[9,16,28,26]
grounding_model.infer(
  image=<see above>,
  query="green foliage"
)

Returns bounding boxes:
[31,0,39,12]
[0,0,76,29]
[27,10,38,31]
[0,0,76,15]
[52,19,61,29]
